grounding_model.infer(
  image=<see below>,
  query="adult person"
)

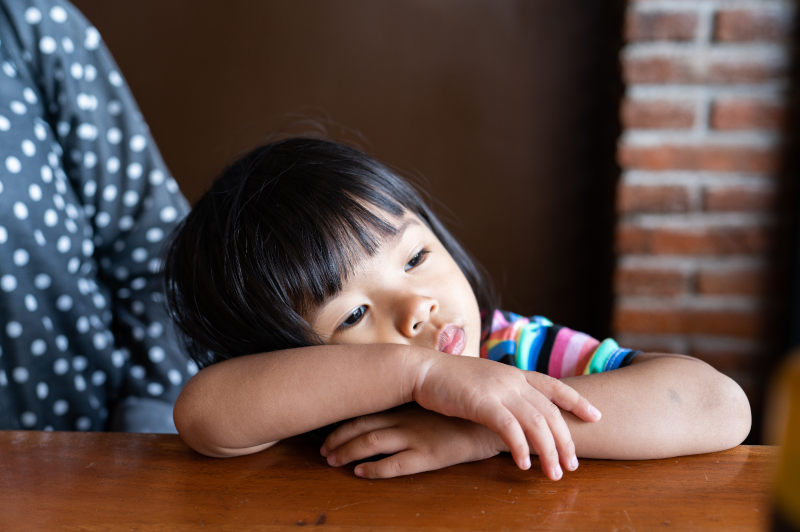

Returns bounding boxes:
[0,0,192,432]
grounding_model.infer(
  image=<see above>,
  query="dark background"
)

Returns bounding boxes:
[73,0,625,338]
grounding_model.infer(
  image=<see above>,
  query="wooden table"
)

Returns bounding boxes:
[0,431,776,531]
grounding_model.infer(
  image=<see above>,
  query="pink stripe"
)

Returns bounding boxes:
[548,328,576,379]
[560,332,590,378]
[575,338,600,375]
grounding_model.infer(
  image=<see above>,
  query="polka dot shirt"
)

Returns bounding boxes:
[0,0,194,431]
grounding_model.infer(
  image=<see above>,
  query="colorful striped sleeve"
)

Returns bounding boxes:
[479,310,642,376]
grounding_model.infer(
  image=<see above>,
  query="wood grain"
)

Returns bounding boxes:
[0,431,774,530]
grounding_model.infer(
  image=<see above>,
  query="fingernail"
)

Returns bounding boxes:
[553,465,563,480]
[569,455,579,471]
[327,454,338,467]
[320,444,328,457]
[354,465,364,477]
[590,406,602,420]
[522,456,531,470]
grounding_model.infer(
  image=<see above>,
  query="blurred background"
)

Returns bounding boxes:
[73,0,800,444]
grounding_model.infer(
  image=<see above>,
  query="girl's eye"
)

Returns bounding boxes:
[405,248,430,272]
[338,305,367,332]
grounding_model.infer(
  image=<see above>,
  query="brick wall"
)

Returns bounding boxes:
[615,0,796,416]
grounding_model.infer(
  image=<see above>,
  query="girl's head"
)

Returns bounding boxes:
[164,137,496,368]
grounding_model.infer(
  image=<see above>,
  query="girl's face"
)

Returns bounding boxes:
[309,214,482,358]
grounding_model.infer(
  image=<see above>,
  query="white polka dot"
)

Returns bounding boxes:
[44,209,58,226]
[122,190,140,208]
[13,249,29,266]
[53,359,69,376]
[62,37,74,53]
[56,295,73,311]
[0,226,5,243]
[129,135,146,152]
[6,321,22,338]
[36,381,49,399]
[106,157,120,173]
[39,36,57,54]
[57,121,70,136]
[22,88,37,104]
[13,202,28,219]
[24,294,38,312]
[2,61,15,77]
[70,62,83,79]
[12,367,29,383]
[55,335,68,351]
[168,369,182,386]
[131,300,145,315]
[20,140,35,157]
[149,169,165,186]
[31,339,46,356]
[95,212,111,228]
[166,178,179,193]
[127,163,143,180]
[76,316,90,334]
[0,180,3,194]
[20,411,37,428]
[106,127,122,144]
[145,229,164,244]
[107,100,122,115]
[84,64,97,81]
[149,257,161,274]
[75,416,91,431]
[24,7,42,24]
[131,248,148,263]
[148,346,165,363]
[76,123,98,140]
[130,277,147,291]
[67,257,80,274]
[56,235,71,253]
[42,316,53,331]
[111,350,125,368]
[85,27,101,50]
[73,356,88,372]
[82,239,94,257]
[10,100,26,115]
[83,152,97,169]
[0,115,10,131]
[147,382,164,396]
[1,275,17,292]
[132,327,145,341]
[92,370,107,386]
[29,183,42,201]
[93,332,108,350]
[41,165,53,182]
[76,93,97,111]
[33,122,47,140]
[92,293,106,309]
[82,181,97,200]
[49,6,68,23]
[160,206,178,223]
[130,365,145,379]
[0,370,7,386]
[108,70,123,87]
[53,399,69,416]
[6,156,21,173]
[55,179,67,195]
[118,215,134,231]
[34,274,51,289]
[102,185,118,202]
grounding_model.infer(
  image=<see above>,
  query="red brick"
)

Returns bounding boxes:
[618,143,780,172]
[617,184,691,213]
[614,266,690,297]
[616,224,773,255]
[715,9,792,42]
[621,99,695,129]
[613,306,765,338]
[710,99,787,131]
[704,185,777,212]
[623,55,786,84]
[689,347,762,372]
[626,10,698,42]
[697,266,769,296]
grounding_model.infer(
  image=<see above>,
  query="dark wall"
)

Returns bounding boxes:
[73,0,624,337]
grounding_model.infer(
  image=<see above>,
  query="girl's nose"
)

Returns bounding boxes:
[399,295,438,338]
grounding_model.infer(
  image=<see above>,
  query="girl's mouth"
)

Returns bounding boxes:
[437,325,466,356]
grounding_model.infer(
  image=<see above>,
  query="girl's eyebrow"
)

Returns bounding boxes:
[387,218,420,245]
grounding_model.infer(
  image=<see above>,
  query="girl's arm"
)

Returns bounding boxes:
[173,344,600,480]
[322,353,751,478]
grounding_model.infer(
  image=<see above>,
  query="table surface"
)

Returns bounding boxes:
[0,431,775,531]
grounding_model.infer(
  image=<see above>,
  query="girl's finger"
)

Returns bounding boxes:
[322,414,395,456]
[521,387,578,475]
[474,397,531,471]
[502,395,562,480]
[326,428,407,467]
[354,449,434,479]
[526,373,601,423]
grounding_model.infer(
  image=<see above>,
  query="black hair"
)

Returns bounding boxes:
[163,137,497,368]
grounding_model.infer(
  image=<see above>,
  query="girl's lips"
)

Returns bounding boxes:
[437,325,466,356]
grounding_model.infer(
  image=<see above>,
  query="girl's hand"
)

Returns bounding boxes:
[408,352,599,480]
[321,404,504,478]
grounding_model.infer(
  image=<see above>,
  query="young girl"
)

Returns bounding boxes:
[164,137,751,481]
